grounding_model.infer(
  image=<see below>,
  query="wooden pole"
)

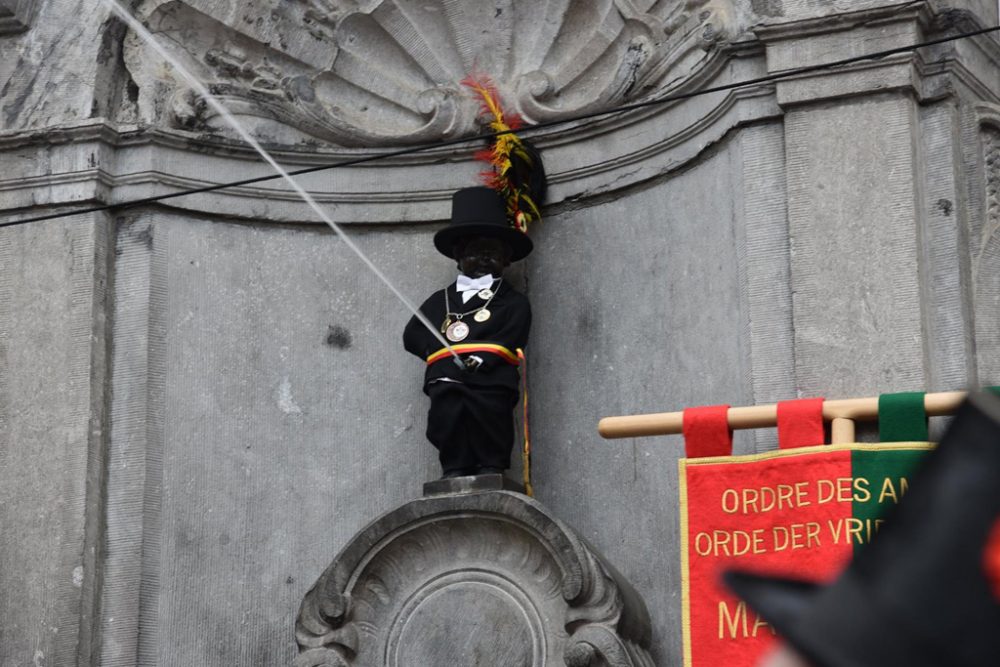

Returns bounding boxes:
[830,418,855,444]
[597,390,967,440]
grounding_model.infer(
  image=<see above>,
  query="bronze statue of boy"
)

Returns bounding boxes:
[403,187,531,478]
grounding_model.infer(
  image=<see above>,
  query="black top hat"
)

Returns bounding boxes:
[725,392,1000,667]
[433,187,534,261]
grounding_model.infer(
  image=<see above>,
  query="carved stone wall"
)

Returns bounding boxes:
[1,2,1000,666]
[0,0,768,223]
[295,480,653,667]
[973,104,1000,383]
[124,0,738,146]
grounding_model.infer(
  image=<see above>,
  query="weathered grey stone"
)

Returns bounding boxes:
[527,143,761,663]
[295,488,653,666]
[759,4,929,108]
[99,213,167,666]
[768,0,997,23]
[423,472,526,496]
[0,41,782,225]
[0,0,39,34]
[124,0,741,146]
[0,213,112,666]
[2,2,1000,666]
[734,120,796,452]
[972,103,1000,384]
[916,100,977,392]
[750,1,999,431]
[0,1,130,132]
[785,95,929,397]
[93,212,461,666]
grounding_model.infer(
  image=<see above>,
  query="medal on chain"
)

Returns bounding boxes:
[441,278,501,342]
[446,320,470,342]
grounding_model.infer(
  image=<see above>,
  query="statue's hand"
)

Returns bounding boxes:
[463,355,484,372]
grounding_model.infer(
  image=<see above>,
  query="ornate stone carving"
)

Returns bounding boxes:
[986,128,999,238]
[124,0,737,146]
[295,484,654,666]
[974,103,1000,278]
[973,103,1000,381]
[0,0,38,35]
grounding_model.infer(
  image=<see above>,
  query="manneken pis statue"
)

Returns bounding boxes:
[403,187,532,478]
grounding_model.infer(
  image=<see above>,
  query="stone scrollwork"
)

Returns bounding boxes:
[974,103,1000,287]
[0,0,39,35]
[294,489,653,666]
[124,0,738,147]
[984,116,1000,238]
[972,103,1000,381]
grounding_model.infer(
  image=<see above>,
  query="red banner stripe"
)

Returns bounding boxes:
[683,405,733,458]
[777,398,826,449]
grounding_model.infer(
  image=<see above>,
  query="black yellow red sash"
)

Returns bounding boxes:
[425,344,520,366]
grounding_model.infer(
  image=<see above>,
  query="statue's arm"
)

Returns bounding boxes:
[403,293,439,359]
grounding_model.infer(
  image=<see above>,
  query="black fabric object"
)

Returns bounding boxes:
[505,138,547,227]
[510,140,547,210]
[403,279,530,472]
[426,382,518,472]
[434,187,533,261]
[402,280,530,392]
[724,391,1000,667]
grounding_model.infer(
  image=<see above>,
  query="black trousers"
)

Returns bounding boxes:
[425,381,518,472]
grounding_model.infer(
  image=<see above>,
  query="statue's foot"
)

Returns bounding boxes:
[476,467,504,475]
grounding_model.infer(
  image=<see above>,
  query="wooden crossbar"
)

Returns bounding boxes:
[597,390,967,442]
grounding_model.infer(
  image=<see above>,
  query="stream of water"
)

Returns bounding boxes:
[101,0,462,363]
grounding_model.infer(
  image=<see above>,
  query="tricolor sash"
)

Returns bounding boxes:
[426,344,520,366]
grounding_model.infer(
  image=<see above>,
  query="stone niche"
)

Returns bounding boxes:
[124,0,739,147]
[295,476,654,667]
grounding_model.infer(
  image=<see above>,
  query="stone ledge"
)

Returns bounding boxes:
[295,489,653,666]
[0,56,782,224]
[422,472,526,497]
[754,3,1000,107]
[774,56,921,107]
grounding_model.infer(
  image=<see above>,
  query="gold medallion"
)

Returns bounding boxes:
[446,320,470,342]
[477,288,494,300]
[440,316,452,334]
[474,309,491,323]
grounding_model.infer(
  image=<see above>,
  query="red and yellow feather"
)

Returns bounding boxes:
[461,75,542,234]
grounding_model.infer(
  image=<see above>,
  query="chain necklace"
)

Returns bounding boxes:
[441,278,502,342]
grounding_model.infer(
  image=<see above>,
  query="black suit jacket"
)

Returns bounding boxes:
[403,280,531,391]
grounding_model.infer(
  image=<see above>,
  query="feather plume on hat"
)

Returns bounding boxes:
[461,75,547,234]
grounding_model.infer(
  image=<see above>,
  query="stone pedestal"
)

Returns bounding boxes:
[295,479,653,667]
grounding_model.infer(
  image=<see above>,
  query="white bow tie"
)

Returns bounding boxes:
[456,274,495,303]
